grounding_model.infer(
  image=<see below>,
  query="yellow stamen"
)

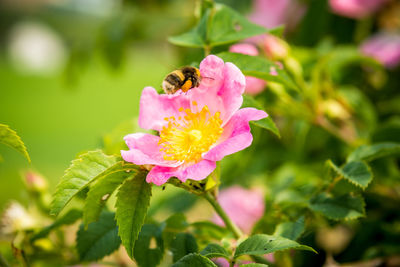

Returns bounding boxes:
[159,105,223,163]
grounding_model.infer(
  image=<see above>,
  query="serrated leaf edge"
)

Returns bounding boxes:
[50,150,121,216]
[0,124,30,162]
[327,160,373,189]
[115,174,152,258]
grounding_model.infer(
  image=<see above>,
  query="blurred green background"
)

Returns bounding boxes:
[0,0,196,209]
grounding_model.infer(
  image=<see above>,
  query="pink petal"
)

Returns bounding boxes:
[203,108,268,161]
[138,87,191,131]
[190,55,246,125]
[360,32,400,69]
[146,160,216,186]
[245,76,266,95]
[329,0,387,19]
[121,133,180,167]
[212,186,265,234]
[229,43,259,56]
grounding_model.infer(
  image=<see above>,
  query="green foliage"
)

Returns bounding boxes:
[234,234,316,259]
[76,212,121,261]
[115,172,152,259]
[134,224,164,267]
[0,123,30,162]
[242,95,280,138]
[217,52,298,91]
[309,193,365,220]
[273,216,305,241]
[168,4,267,49]
[200,243,230,259]
[162,213,189,247]
[83,162,140,227]
[328,160,373,189]
[31,209,82,241]
[191,221,230,241]
[171,233,198,262]
[347,143,400,162]
[50,150,120,216]
[172,253,217,267]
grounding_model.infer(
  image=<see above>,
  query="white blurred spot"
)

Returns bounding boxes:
[7,21,68,75]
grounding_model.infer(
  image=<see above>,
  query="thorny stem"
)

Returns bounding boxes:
[203,191,243,239]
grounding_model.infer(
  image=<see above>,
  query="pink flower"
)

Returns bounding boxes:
[360,32,400,68]
[121,55,268,186]
[329,0,387,19]
[212,186,265,234]
[229,43,266,95]
[247,0,307,43]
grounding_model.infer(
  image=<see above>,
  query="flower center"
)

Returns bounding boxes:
[159,103,223,163]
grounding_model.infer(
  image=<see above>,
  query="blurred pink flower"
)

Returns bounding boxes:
[247,0,307,43]
[263,34,289,60]
[212,186,265,234]
[229,43,266,95]
[329,0,387,19]
[360,32,400,68]
[121,55,267,186]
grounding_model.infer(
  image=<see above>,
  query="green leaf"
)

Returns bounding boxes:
[273,216,305,241]
[50,150,119,216]
[134,224,164,267]
[347,143,400,162]
[172,253,217,267]
[76,211,121,261]
[309,193,365,220]
[31,209,82,241]
[191,221,230,240]
[234,234,316,259]
[162,213,189,247]
[168,4,267,48]
[328,160,373,189]
[200,243,230,259]
[206,4,268,47]
[115,172,152,259]
[171,233,198,262]
[217,52,298,91]
[83,162,140,227]
[0,124,30,162]
[168,10,208,48]
[242,95,280,137]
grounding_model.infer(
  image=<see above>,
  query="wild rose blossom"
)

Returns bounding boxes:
[212,186,265,234]
[121,55,268,186]
[360,32,400,69]
[329,0,387,19]
[229,43,266,95]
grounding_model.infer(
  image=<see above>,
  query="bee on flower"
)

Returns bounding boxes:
[121,55,268,185]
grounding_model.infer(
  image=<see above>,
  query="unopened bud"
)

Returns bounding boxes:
[24,171,48,192]
[263,34,289,60]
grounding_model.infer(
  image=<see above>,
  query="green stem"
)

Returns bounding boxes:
[203,192,243,239]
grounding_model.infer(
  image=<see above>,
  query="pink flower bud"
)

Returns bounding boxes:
[24,171,48,192]
[212,186,265,234]
[360,32,400,69]
[229,43,266,95]
[329,0,387,19]
[263,34,289,60]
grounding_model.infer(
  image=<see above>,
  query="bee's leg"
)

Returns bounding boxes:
[181,80,192,92]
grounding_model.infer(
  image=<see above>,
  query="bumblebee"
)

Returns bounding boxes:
[162,66,201,94]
